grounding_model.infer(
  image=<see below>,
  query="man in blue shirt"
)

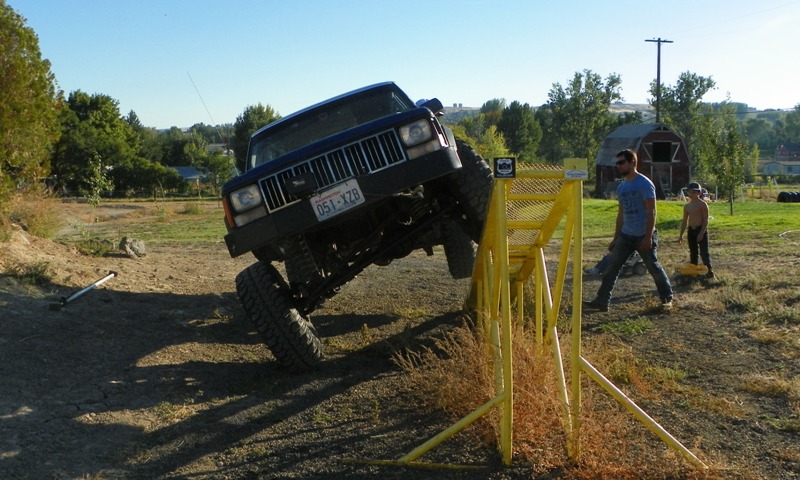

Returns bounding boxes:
[584,149,673,312]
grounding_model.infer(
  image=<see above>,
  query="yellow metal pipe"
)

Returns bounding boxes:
[534,248,555,345]
[494,179,514,465]
[507,220,544,230]
[398,394,507,462]
[551,189,575,317]
[534,247,572,437]
[549,324,573,437]
[569,179,584,460]
[579,356,708,470]
[516,280,524,329]
[534,252,543,347]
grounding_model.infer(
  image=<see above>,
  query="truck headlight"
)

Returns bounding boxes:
[399,119,433,147]
[229,185,262,212]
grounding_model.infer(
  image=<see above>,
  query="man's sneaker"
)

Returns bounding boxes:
[661,299,673,311]
[705,271,716,280]
[583,299,609,312]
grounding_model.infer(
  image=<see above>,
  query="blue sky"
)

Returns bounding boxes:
[9,0,800,129]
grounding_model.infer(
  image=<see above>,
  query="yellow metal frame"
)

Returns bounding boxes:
[372,161,707,470]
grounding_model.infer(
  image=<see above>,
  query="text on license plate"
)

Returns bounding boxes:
[311,179,365,221]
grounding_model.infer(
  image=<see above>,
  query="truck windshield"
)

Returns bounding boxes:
[248,90,413,169]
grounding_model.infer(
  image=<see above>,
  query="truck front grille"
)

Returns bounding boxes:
[259,130,406,212]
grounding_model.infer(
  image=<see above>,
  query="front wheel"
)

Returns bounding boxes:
[236,261,324,372]
[450,138,494,243]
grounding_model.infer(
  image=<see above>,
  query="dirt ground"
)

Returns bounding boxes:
[0,201,798,479]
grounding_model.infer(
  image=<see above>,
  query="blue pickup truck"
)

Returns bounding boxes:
[221,82,492,371]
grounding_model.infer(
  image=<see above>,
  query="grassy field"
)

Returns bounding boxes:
[584,198,800,242]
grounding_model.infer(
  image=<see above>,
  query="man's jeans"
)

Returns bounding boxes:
[594,231,673,306]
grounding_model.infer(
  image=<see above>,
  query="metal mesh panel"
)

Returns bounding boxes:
[506,163,564,247]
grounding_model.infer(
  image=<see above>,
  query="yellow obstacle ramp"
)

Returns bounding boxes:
[363,159,707,471]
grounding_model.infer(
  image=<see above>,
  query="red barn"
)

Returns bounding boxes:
[594,124,691,199]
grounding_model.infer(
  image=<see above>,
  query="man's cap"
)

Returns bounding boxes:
[686,182,702,192]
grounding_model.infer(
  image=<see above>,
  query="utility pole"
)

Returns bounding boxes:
[645,38,673,123]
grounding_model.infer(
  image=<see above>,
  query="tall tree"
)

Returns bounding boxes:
[536,69,624,167]
[710,104,754,215]
[51,91,137,192]
[650,71,716,178]
[479,98,506,128]
[0,1,60,200]
[232,103,280,172]
[744,117,777,154]
[779,104,800,144]
[496,101,541,161]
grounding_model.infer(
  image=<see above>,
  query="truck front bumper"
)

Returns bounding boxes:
[224,147,461,258]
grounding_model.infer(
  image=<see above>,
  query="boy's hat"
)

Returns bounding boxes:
[686,182,702,192]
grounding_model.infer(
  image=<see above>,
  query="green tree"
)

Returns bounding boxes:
[0,1,60,201]
[650,71,716,178]
[479,98,506,128]
[496,101,541,161]
[709,105,754,215]
[232,103,280,172]
[536,69,624,167]
[449,123,509,161]
[51,91,138,192]
[779,104,800,144]
[193,151,236,196]
[112,156,184,198]
[744,117,777,154]
[190,122,231,144]
[446,100,510,161]
[82,153,114,207]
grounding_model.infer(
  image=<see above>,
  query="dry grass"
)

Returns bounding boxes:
[395,322,729,479]
[0,186,63,240]
[6,261,53,286]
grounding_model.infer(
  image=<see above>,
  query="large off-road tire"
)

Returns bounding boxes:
[451,138,494,243]
[442,222,476,279]
[236,261,323,372]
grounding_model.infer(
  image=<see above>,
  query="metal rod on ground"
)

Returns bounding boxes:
[50,271,117,311]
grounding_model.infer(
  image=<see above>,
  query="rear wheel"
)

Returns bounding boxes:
[442,222,476,279]
[236,261,323,372]
[450,138,494,243]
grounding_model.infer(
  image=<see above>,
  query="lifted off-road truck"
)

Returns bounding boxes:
[221,82,493,371]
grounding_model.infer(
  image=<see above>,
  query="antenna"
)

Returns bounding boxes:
[187,72,225,144]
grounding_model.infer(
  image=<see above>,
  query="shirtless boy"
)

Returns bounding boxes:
[678,182,715,279]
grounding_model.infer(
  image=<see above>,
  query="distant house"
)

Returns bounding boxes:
[207,143,234,156]
[172,166,208,182]
[594,124,690,199]
[776,143,800,161]
[761,144,800,175]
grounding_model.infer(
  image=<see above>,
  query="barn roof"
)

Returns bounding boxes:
[594,123,674,167]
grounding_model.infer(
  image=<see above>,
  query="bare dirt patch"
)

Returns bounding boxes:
[1,201,798,479]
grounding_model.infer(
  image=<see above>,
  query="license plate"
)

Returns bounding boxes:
[310,179,365,221]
